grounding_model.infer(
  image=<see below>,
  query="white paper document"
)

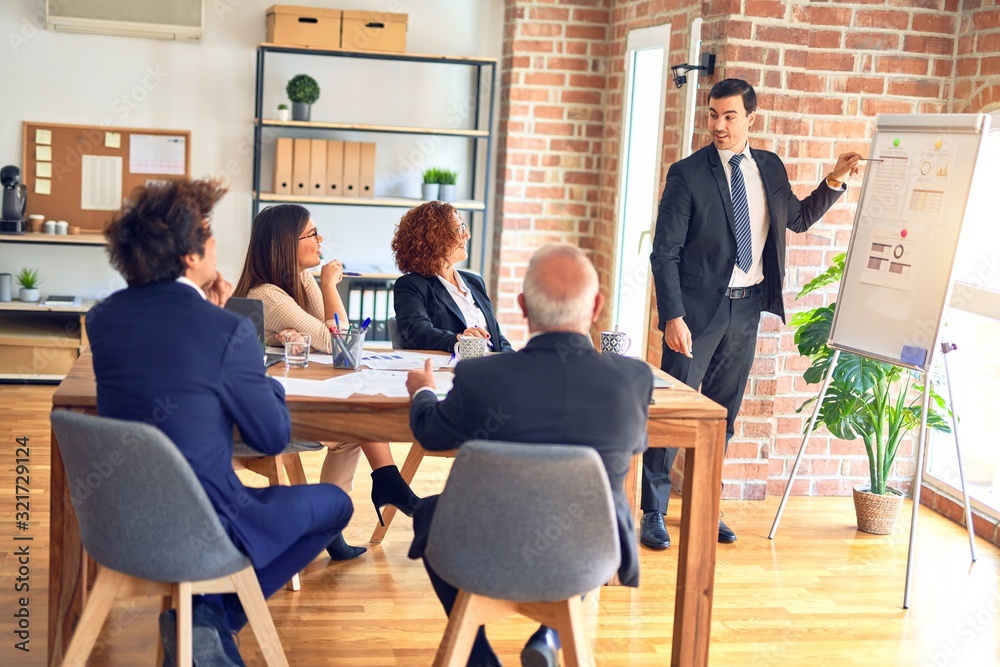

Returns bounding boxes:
[81,155,123,210]
[860,223,922,292]
[275,369,454,399]
[130,134,186,175]
[360,350,452,371]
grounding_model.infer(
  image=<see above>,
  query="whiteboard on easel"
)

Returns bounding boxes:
[829,114,992,372]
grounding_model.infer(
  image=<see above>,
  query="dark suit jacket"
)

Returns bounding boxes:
[87,281,333,568]
[650,143,844,338]
[407,332,652,587]
[393,270,513,353]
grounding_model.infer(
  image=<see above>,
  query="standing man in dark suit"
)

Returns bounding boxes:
[642,78,861,549]
[405,244,653,667]
[87,178,354,666]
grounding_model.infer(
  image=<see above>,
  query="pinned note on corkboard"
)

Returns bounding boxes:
[22,121,191,232]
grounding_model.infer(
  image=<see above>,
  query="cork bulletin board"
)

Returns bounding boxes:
[22,121,191,232]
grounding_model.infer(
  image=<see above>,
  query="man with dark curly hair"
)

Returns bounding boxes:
[391,200,513,352]
[87,178,354,666]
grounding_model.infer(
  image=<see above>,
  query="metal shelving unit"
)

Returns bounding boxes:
[251,43,498,272]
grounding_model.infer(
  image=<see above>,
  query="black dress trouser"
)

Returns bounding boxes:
[641,291,762,513]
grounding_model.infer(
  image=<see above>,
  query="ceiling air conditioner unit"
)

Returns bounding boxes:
[46,0,204,42]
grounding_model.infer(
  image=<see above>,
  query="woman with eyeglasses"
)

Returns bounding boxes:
[391,201,513,353]
[234,203,421,561]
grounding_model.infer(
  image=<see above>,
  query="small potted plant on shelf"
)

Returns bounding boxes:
[16,267,41,303]
[437,169,458,202]
[792,253,951,534]
[276,103,290,122]
[421,168,440,201]
[286,74,320,121]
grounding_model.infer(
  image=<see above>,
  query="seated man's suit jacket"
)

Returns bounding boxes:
[408,331,652,587]
[87,280,340,568]
[393,271,513,353]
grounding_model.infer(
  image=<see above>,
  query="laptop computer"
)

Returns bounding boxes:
[224,297,285,367]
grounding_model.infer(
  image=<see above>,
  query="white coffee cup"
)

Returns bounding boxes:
[56,220,69,235]
[43,220,56,234]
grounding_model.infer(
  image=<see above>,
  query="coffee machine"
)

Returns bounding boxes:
[1,165,27,233]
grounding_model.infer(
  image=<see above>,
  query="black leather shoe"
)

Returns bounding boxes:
[640,510,671,549]
[521,626,559,667]
[326,531,367,561]
[371,464,423,526]
[718,518,737,543]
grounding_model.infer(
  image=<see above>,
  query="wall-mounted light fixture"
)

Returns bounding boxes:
[670,52,716,89]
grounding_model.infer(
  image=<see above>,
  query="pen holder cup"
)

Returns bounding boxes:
[332,331,366,370]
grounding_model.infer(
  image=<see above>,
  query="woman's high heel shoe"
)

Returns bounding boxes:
[371,464,423,526]
[326,532,367,561]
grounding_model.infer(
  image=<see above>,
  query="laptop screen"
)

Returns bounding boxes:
[223,297,266,348]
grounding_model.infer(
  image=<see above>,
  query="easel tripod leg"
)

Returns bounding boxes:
[769,349,841,539]
[903,375,932,609]
[940,342,977,563]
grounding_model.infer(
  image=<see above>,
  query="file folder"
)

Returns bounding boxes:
[359,142,376,198]
[292,138,311,196]
[325,140,344,197]
[273,137,293,194]
[342,141,361,198]
[309,139,327,196]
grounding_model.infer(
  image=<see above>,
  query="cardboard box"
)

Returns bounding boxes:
[341,10,407,53]
[266,5,342,50]
[0,316,80,376]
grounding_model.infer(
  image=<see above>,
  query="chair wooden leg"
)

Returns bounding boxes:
[60,568,126,667]
[551,596,594,667]
[433,590,484,667]
[230,566,289,667]
[433,592,518,667]
[371,442,424,543]
[175,581,193,667]
[281,452,309,485]
[156,594,172,667]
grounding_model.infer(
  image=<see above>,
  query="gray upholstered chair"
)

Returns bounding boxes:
[231,440,323,590]
[387,316,402,349]
[425,440,620,667]
[51,411,289,667]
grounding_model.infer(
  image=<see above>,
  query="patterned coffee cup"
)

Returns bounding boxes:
[454,335,488,360]
[600,331,631,355]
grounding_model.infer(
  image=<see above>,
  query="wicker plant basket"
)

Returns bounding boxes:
[853,485,904,535]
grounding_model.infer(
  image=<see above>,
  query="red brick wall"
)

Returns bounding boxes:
[492,0,614,345]
[493,0,1000,503]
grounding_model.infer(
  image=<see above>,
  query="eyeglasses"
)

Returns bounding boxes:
[299,229,320,241]
[458,222,468,234]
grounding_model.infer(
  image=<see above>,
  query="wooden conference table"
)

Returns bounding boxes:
[48,351,726,667]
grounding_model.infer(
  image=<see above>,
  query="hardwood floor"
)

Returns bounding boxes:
[2,383,998,666]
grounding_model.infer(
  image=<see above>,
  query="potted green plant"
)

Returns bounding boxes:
[421,167,440,201]
[286,74,320,121]
[792,252,951,534]
[276,103,290,122]
[437,169,458,202]
[16,267,41,303]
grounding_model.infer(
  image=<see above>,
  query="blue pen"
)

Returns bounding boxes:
[343,271,362,277]
[486,339,494,350]
[333,313,341,333]
[360,316,372,332]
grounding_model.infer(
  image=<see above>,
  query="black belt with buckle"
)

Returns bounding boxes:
[723,285,762,299]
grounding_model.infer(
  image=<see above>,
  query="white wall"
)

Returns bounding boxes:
[0,0,503,299]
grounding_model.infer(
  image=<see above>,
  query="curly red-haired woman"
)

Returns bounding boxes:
[391,201,512,352]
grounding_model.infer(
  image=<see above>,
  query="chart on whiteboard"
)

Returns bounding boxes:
[860,223,921,292]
